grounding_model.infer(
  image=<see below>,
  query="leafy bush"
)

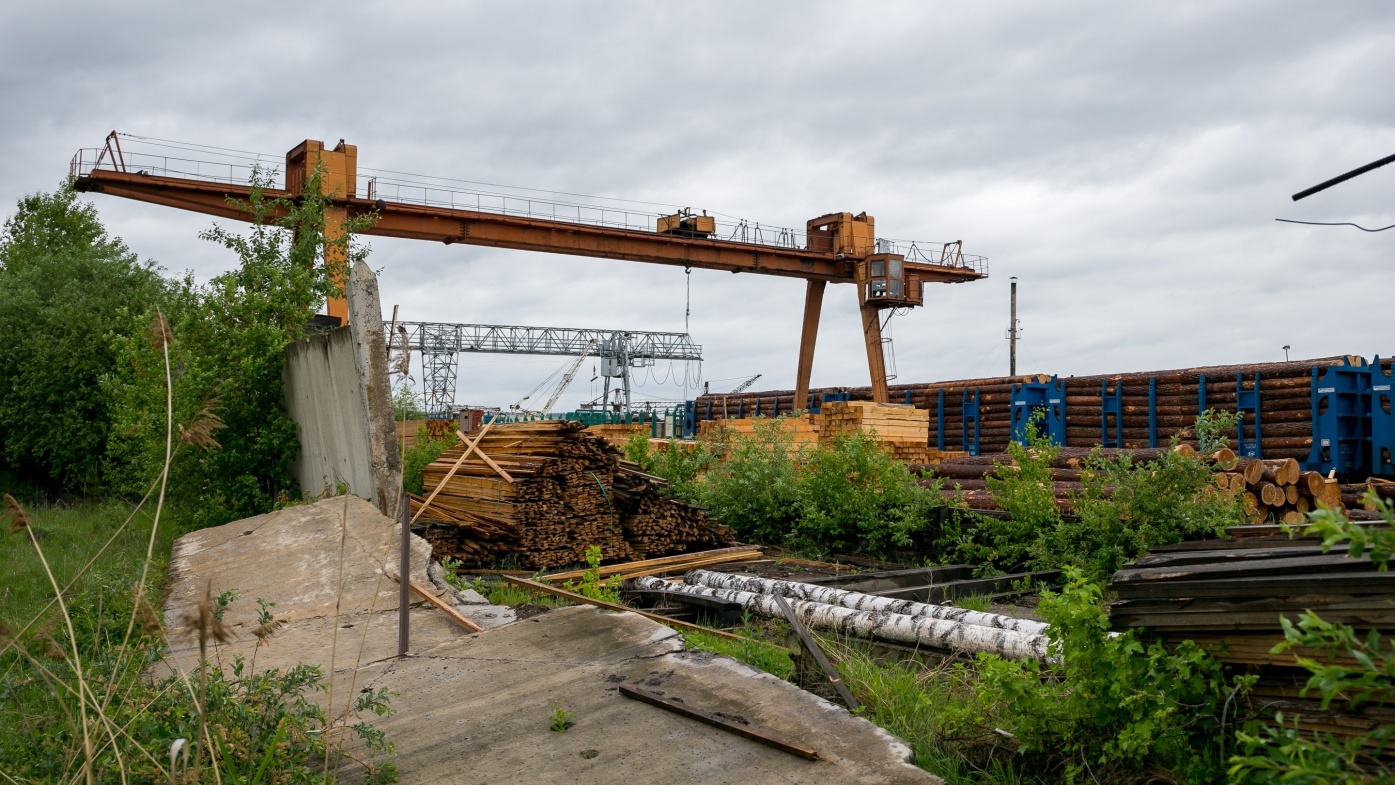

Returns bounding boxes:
[1039,444,1242,582]
[791,431,940,553]
[687,418,804,544]
[933,412,1244,582]
[0,182,172,493]
[941,568,1253,783]
[1228,494,1395,783]
[402,424,455,495]
[622,432,716,504]
[103,167,373,528]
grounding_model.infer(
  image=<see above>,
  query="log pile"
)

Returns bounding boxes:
[692,356,1372,458]
[413,421,734,569]
[1108,529,1395,751]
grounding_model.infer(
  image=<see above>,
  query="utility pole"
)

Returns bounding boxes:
[1008,277,1019,376]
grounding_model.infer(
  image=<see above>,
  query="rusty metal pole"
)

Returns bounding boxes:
[1009,277,1017,377]
[398,488,410,658]
[860,293,890,403]
[793,280,825,412]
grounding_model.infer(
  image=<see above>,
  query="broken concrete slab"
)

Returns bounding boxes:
[161,496,939,784]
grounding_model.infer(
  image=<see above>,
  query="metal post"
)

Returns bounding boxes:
[397,488,410,658]
[1009,277,1018,376]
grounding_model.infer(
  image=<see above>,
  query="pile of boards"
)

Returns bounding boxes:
[816,401,934,463]
[412,420,734,569]
[1108,527,1395,751]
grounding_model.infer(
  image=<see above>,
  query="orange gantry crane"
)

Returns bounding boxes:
[71,133,987,406]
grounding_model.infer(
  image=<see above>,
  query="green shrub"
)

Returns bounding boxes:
[941,569,1252,783]
[1228,494,1395,783]
[0,182,173,493]
[622,431,716,504]
[688,417,804,543]
[402,424,455,495]
[791,431,940,554]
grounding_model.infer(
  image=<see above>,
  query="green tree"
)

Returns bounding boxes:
[104,167,372,527]
[0,182,171,493]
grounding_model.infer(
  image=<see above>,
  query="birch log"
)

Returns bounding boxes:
[684,569,1049,636]
[630,576,1052,662]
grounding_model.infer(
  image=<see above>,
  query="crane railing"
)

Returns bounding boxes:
[72,133,987,276]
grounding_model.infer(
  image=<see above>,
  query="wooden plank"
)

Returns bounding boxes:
[411,419,498,524]
[1110,554,1373,583]
[386,570,484,633]
[1110,571,1395,599]
[454,428,515,483]
[1126,546,1330,568]
[772,594,860,712]
[540,546,763,583]
[617,684,819,761]
[500,576,791,652]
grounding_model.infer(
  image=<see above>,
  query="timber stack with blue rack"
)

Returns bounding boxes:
[689,354,1395,479]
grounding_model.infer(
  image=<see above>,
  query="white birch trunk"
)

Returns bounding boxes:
[684,569,1050,636]
[631,576,1052,662]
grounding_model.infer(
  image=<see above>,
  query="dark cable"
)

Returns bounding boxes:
[1274,218,1395,233]
[1292,152,1395,201]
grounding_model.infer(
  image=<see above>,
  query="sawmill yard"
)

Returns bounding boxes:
[6,6,1395,784]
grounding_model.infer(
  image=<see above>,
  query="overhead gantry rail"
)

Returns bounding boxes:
[71,132,987,404]
[388,320,702,417]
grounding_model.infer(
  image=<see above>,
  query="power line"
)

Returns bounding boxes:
[1275,218,1395,233]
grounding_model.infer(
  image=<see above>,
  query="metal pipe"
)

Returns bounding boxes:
[398,489,410,658]
[1009,277,1018,376]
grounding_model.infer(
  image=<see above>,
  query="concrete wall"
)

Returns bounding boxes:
[283,261,403,514]
[284,326,377,500]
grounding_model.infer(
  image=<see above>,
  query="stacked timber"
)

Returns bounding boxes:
[585,423,648,449]
[692,356,1374,459]
[1108,530,1395,751]
[414,421,734,569]
[1227,458,1347,524]
[911,446,1177,514]
[696,416,820,445]
[816,401,931,462]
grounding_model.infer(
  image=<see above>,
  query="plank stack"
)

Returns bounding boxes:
[1108,529,1395,751]
[413,420,734,569]
[816,401,932,463]
[697,415,821,445]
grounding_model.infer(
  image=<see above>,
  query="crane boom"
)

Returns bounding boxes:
[730,374,762,394]
[69,133,989,405]
[541,340,595,416]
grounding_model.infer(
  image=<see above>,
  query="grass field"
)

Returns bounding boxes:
[0,498,178,630]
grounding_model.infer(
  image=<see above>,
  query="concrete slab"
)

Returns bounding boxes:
[161,497,938,784]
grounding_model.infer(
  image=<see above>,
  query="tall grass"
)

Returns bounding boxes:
[0,311,397,784]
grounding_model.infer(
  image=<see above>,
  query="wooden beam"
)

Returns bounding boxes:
[453,429,514,483]
[539,545,763,583]
[410,419,498,524]
[772,594,860,712]
[618,684,819,761]
[387,570,484,633]
[500,576,791,651]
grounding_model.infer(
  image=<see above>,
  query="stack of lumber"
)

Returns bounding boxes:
[585,423,648,448]
[394,418,456,450]
[1108,530,1395,750]
[816,401,931,462]
[697,416,820,445]
[414,420,734,569]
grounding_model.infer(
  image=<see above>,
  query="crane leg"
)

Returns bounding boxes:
[794,280,825,412]
[325,205,350,324]
[860,296,890,404]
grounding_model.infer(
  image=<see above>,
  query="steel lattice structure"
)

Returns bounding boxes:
[387,321,702,418]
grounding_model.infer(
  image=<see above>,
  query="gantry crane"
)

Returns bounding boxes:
[70,133,987,405]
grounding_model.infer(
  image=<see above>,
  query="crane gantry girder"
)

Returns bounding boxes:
[70,134,988,406]
[74,168,987,286]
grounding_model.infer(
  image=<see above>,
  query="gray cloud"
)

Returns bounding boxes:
[3,1,1393,408]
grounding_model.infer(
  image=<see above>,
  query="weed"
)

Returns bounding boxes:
[549,703,575,733]
[950,593,994,613]
[564,544,621,603]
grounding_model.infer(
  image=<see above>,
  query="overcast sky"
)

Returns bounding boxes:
[4,2,1393,410]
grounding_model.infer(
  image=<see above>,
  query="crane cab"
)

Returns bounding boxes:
[859,253,923,308]
[657,210,715,238]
